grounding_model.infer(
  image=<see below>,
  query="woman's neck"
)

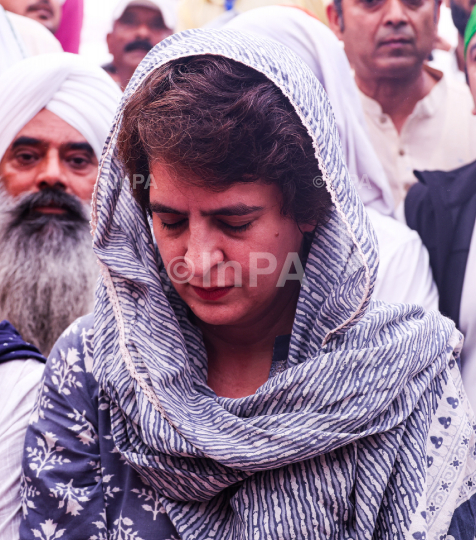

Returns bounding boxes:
[198,282,300,399]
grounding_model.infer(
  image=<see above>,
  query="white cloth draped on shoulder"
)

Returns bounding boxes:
[90,29,475,539]
[0,53,122,161]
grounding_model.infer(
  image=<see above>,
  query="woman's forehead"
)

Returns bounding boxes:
[148,162,282,213]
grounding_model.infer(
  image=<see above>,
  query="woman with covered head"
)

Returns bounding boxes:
[21,31,476,539]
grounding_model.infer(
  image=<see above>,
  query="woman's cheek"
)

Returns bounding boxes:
[153,235,180,271]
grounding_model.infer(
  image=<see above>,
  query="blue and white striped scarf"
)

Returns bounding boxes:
[91,29,476,539]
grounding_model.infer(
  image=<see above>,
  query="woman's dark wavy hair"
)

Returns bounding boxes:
[117,55,332,226]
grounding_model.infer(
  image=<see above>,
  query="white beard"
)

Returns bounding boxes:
[0,184,98,356]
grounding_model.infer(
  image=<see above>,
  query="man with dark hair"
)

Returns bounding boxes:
[103,0,176,90]
[328,0,476,211]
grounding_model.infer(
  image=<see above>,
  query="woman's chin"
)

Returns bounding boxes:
[187,302,249,327]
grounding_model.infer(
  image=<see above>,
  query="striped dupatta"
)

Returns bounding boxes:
[91,29,476,539]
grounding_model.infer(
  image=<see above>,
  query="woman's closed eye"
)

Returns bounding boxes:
[217,220,253,233]
[160,216,254,233]
[161,218,187,230]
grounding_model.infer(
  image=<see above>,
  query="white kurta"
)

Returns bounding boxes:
[368,208,439,311]
[360,66,476,208]
[0,359,44,540]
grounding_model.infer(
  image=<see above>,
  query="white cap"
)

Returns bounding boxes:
[112,0,177,31]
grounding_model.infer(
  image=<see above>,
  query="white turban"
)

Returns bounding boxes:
[0,53,122,161]
[112,0,178,31]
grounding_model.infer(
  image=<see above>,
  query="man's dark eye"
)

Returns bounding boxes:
[360,0,386,8]
[66,155,92,169]
[150,17,166,30]
[15,151,38,165]
[401,0,424,8]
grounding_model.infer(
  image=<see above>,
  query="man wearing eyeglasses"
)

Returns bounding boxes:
[328,0,476,214]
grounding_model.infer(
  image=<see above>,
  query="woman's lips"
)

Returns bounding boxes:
[190,285,234,301]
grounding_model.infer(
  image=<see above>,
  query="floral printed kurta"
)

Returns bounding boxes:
[20,314,179,540]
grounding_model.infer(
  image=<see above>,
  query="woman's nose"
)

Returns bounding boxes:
[185,229,224,283]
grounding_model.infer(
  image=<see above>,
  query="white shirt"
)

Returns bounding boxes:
[368,208,439,311]
[460,222,476,413]
[360,67,476,208]
[0,359,44,540]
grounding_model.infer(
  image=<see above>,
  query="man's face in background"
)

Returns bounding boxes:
[107,6,172,74]
[328,0,440,81]
[0,109,99,355]
[0,109,98,202]
[0,0,62,33]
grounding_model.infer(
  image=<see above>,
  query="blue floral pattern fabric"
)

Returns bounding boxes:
[20,315,179,540]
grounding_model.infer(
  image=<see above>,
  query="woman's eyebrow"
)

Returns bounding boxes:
[149,203,264,216]
[204,204,264,217]
[149,203,184,214]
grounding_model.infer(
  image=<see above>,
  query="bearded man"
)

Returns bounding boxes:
[0,53,121,357]
[0,52,120,540]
